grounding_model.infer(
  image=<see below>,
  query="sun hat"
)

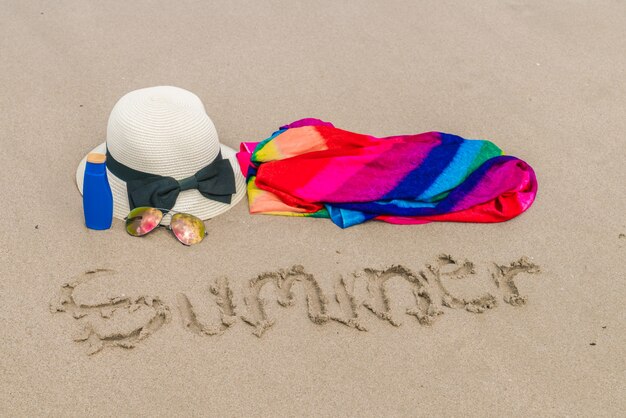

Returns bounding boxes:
[76,86,246,224]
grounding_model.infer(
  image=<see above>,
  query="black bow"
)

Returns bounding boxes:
[106,149,236,211]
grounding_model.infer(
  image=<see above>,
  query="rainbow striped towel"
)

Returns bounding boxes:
[236,118,537,228]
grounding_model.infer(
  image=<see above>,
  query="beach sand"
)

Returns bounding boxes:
[1,1,625,416]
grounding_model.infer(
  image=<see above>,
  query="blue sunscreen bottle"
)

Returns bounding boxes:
[83,153,113,230]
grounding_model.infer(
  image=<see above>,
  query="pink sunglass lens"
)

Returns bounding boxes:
[170,213,206,245]
[125,207,163,237]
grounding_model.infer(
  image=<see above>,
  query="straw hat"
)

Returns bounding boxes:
[76,86,246,224]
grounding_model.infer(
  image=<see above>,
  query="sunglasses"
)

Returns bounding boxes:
[124,207,207,245]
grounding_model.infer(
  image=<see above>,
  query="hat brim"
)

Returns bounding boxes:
[76,142,247,225]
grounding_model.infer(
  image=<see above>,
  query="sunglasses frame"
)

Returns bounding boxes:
[124,207,208,245]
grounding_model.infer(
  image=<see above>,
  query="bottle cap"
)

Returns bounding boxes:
[87,153,106,164]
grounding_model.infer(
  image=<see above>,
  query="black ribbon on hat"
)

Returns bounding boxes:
[105,148,236,210]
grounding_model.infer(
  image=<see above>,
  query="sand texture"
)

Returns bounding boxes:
[1,1,625,416]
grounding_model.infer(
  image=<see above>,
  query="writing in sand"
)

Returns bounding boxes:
[50,255,540,355]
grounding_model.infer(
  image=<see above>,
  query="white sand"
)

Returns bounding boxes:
[1,1,625,416]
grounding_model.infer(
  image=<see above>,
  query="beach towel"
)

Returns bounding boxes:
[236,118,537,228]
